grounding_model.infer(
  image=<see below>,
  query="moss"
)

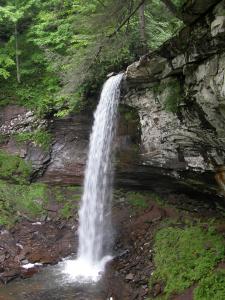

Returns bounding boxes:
[0,181,83,226]
[152,80,182,114]
[119,105,139,123]
[150,224,225,299]
[59,203,75,219]
[14,129,52,150]
[0,180,47,226]
[127,191,148,209]
[194,270,225,300]
[0,150,32,184]
[164,81,181,113]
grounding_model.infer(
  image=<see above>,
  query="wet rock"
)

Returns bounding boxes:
[0,269,21,283]
[20,266,39,279]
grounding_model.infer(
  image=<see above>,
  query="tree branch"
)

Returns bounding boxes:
[108,0,146,38]
[87,0,147,71]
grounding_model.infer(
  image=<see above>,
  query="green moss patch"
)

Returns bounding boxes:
[0,181,83,226]
[0,150,32,184]
[127,191,148,209]
[0,180,47,226]
[152,80,182,114]
[14,129,52,150]
[150,225,225,299]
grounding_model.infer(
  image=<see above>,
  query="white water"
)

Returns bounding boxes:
[63,74,123,282]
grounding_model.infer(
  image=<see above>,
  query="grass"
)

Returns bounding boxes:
[150,224,225,299]
[0,150,32,184]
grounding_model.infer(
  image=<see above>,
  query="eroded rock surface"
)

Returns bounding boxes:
[123,0,225,196]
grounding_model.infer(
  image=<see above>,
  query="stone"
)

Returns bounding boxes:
[153,283,162,297]
[0,255,5,263]
[211,16,225,37]
[125,273,134,281]
[107,72,116,78]
[21,259,29,265]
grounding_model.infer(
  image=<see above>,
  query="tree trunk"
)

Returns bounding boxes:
[15,22,21,84]
[138,2,147,55]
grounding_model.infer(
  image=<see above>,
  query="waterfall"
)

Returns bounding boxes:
[63,73,123,282]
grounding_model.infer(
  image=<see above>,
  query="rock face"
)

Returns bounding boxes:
[41,114,91,184]
[122,0,225,197]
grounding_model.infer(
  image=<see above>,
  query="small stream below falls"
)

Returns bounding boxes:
[0,259,110,300]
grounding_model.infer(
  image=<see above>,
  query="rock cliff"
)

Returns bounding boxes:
[122,0,225,197]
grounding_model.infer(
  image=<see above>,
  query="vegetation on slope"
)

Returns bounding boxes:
[0,150,32,184]
[150,224,225,299]
[14,129,52,150]
[0,179,82,226]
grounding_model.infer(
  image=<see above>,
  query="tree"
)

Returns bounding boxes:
[0,0,36,82]
[0,0,185,116]
[138,2,147,54]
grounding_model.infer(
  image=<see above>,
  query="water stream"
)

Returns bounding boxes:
[63,74,124,282]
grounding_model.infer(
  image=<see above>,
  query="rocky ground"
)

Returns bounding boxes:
[0,219,77,284]
[0,191,225,299]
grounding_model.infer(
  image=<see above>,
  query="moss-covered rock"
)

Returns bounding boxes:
[0,150,32,184]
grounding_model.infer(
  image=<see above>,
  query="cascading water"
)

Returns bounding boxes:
[63,73,124,282]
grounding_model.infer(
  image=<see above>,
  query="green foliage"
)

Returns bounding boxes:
[14,129,52,150]
[172,0,186,9]
[0,150,32,184]
[0,180,47,226]
[0,0,185,116]
[0,52,15,79]
[127,191,148,208]
[194,270,225,300]
[145,0,183,50]
[150,225,225,299]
